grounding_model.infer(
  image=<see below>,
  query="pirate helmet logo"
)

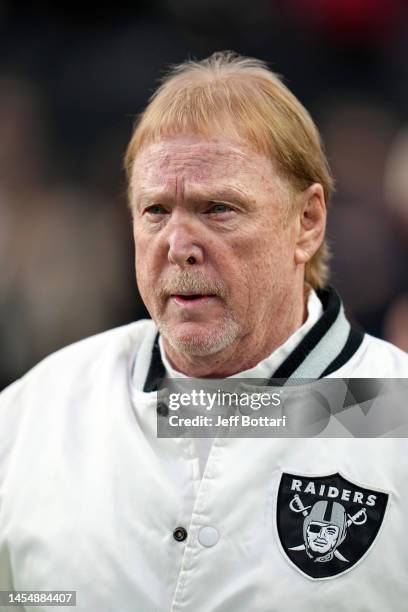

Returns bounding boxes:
[277,473,389,579]
[305,500,346,561]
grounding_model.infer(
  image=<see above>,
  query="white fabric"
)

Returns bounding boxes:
[0,319,407,611]
[160,289,323,477]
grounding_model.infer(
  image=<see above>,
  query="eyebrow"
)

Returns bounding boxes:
[134,185,254,209]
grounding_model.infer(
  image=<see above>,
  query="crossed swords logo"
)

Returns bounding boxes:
[288,493,368,563]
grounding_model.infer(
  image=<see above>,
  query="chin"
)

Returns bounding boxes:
[160,320,240,357]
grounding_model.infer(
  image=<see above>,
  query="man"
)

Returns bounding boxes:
[0,52,407,611]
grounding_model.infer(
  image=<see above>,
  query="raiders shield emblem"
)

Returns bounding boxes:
[276,472,389,579]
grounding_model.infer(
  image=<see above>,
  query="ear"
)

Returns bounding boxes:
[294,183,326,265]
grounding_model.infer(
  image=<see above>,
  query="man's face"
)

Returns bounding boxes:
[130,135,299,357]
[306,522,340,555]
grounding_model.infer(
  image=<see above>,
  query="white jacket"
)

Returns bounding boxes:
[0,288,407,611]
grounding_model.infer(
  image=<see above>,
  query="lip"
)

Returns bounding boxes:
[170,294,218,308]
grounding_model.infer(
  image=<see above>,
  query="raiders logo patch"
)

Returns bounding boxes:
[276,472,389,580]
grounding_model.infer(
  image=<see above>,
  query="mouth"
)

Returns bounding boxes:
[170,294,218,307]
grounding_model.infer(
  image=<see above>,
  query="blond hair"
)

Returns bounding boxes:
[125,51,334,288]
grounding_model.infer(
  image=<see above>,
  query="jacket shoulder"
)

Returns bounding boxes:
[0,319,156,402]
[333,333,408,377]
[0,320,156,486]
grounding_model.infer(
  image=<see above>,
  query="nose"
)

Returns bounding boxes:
[167,216,204,268]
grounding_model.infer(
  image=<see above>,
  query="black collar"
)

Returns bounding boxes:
[143,287,364,392]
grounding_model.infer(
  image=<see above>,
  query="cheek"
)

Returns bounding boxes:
[232,229,292,279]
[257,227,295,272]
[134,227,157,274]
[134,242,157,302]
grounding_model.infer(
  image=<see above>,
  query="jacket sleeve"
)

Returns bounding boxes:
[0,379,25,590]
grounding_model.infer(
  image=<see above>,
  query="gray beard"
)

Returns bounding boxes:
[158,315,240,357]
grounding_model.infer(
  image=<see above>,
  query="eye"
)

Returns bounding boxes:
[206,202,233,214]
[144,204,168,215]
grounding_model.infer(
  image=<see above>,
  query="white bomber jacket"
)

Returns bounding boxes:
[0,287,408,611]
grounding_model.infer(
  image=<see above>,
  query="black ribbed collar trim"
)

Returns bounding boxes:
[142,287,364,392]
[272,287,339,379]
[143,333,166,393]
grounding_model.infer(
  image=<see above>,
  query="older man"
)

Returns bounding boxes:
[0,52,407,611]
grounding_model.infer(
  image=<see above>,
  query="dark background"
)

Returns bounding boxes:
[1,0,408,389]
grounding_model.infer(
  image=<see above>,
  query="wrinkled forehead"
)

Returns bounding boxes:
[130,135,278,193]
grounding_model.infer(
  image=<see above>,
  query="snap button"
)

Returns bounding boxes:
[198,526,219,547]
[157,402,169,417]
[173,526,187,542]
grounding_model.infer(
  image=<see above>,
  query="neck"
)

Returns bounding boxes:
[162,286,309,378]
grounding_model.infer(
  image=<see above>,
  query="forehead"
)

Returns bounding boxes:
[130,135,278,191]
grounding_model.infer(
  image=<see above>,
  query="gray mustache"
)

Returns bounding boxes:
[157,271,227,299]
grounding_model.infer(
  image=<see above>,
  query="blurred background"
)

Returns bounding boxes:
[1,0,408,389]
